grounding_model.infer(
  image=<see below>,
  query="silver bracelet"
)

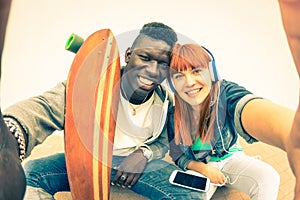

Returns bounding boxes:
[4,117,26,161]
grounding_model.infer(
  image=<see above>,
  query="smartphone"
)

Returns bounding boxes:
[169,170,210,192]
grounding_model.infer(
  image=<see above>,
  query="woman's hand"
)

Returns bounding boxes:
[201,164,228,185]
[187,160,228,185]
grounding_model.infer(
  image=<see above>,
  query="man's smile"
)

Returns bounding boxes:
[138,76,155,89]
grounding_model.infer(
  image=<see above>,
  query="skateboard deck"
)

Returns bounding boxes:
[65,29,120,200]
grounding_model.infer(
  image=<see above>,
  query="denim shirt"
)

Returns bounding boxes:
[168,80,259,170]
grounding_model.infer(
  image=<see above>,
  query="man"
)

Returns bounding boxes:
[2,22,209,199]
[0,3,298,200]
[279,1,300,199]
[0,0,26,199]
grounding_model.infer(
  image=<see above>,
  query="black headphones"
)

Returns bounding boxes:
[167,46,220,92]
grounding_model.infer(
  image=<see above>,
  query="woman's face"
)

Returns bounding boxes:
[172,67,212,107]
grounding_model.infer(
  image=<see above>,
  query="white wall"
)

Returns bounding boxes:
[1,0,298,110]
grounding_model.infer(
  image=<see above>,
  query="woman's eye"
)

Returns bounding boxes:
[173,73,183,79]
[193,69,202,75]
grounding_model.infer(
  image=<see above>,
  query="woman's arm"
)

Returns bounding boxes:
[241,98,294,150]
[279,1,300,199]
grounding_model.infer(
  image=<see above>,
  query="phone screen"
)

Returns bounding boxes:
[173,171,208,190]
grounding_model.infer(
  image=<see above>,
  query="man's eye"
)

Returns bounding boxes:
[140,55,150,61]
[159,62,168,68]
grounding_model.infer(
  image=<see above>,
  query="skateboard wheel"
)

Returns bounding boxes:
[65,33,84,53]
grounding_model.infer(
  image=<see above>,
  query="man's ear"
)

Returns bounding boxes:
[125,47,132,63]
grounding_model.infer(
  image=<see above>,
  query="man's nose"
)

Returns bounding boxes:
[146,61,159,76]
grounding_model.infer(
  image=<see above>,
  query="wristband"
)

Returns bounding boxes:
[4,117,26,161]
[139,147,153,161]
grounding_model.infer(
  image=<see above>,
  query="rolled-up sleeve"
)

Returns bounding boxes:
[3,81,66,157]
[175,154,193,170]
[234,94,261,144]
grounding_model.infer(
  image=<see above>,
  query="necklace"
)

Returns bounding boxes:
[121,88,151,116]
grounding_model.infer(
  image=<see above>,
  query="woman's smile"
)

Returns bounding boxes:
[185,88,202,98]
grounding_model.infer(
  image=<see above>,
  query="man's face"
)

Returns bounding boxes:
[122,36,171,102]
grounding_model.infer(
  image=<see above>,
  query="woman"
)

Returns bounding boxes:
[167,43,280,200]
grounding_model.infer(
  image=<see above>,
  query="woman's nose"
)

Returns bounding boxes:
[185,73,196,86]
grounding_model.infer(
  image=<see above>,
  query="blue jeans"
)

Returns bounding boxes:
[23,153,205,200]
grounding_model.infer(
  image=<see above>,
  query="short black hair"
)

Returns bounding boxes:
[132,22,177,48]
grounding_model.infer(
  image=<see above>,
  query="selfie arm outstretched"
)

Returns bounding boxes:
[279,0,300,199]
[0,0,26,199]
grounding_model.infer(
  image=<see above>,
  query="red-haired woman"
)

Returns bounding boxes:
[167,43,291,199]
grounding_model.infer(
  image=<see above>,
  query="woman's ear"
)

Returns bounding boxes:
[125,47,132,63]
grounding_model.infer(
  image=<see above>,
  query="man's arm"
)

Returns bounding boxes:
[0,0,26,199]
[279,1,300,199]
[0,0,11,77]
[112,113,170,188]
[3,81,66,157]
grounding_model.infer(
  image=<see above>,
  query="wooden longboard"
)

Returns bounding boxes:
[65,29,120,200]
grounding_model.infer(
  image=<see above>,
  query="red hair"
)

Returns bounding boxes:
[170,43,218,146]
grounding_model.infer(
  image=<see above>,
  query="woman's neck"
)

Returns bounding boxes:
[191,104,201,119]
[190,105,201,136]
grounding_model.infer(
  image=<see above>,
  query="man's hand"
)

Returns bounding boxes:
[112,149,147,188]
